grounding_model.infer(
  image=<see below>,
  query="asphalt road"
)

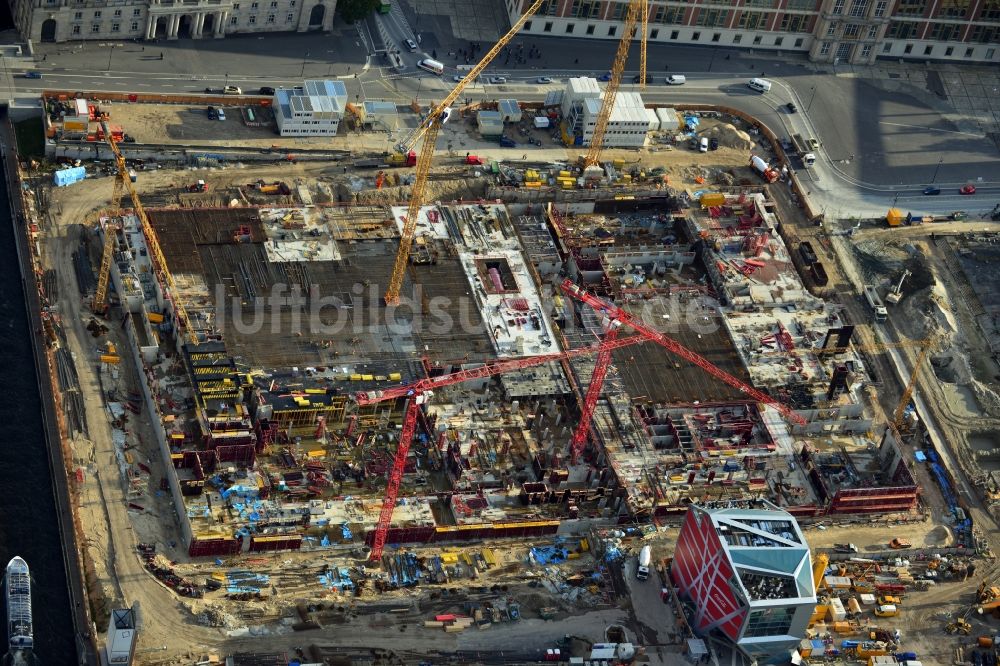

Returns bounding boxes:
[3,8,997,214]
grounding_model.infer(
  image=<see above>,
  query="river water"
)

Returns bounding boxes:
[0,157,76,662]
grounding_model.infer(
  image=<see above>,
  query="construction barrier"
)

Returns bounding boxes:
[43,90,272,107]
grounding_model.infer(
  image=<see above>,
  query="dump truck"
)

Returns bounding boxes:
[750,155,780,183]
[636,545,651,581]
[888,538,911,549]
[863,285,888,322]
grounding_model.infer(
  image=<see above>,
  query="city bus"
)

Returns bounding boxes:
[417,59,444,75]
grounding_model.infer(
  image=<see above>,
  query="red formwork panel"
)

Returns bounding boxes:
[188,536,240,558]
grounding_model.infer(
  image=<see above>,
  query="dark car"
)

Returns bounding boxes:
[631,74,652,84]
[207,106,217,120]
[786,102,797,113]
[258,86,275,95]
[960,184,977,195]
[923,186,941,195]
[22,71,42,79]
[709,137,719,151]
[599,72,612,82]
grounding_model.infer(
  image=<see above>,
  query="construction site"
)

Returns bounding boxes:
[13,1,1000,666]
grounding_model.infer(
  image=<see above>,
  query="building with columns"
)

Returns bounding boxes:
[10,0,335,43]
[504,0,998,65]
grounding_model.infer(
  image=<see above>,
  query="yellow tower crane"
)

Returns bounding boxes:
[583,0,646,169]
[92,171,125,314]
[639,0,649,90]
[383,0,544,305]
[759,335,935,434]
[891,337,934,432]
[100,120,201,347]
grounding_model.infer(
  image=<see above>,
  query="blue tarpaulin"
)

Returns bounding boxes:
[54,166,86,187]
[529,546,568,565]
[914,450,926,462]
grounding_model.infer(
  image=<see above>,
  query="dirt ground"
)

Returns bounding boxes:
[38,131,979,663]
[98,100,767,183]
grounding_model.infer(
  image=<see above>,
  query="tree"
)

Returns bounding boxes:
[338,0,379,23]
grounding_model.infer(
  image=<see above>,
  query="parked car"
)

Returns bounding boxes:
[699,137,709,153]
[923,186,941,195]
[535,77,553,84]
[631,74,652,84]
[258,86,275,95]
[223,85,242,95]
[786,102,798,113]
[488,76,507,84]
[217,109,226,121]
[452,75,466,82]
[206,106,218,120]
[960,184,977,195]
[665,75,687,85]
[709,137,719,151]
[599,72,612,82]
[22,71,42,79]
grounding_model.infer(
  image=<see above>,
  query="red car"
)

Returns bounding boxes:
[960,184,976,195]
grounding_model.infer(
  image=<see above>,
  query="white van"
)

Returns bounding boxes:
[665,74,687,85]
[699,137,709,152]
[747,78,771,93]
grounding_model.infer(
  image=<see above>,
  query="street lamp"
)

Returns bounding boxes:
[806,86,818,113]
[931,157,944,184]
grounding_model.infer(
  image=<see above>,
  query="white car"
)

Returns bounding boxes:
[666,74,687,85]
[536,76,553,84]
[217,109,226,121]
[452,75,466,82]
[489,76,507,84]
[404,39,418,52]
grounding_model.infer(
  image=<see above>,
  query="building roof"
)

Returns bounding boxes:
[696,501,815,603]
[582,92,649,124]
[362,100,398,115]
[568,76,601,96]
[498,99,520,115]
[276,80,347,121]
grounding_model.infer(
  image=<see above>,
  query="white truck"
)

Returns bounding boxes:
[863,285,888,322]
[636,545,652,581]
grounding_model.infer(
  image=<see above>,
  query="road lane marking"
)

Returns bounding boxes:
[880,121,981,137]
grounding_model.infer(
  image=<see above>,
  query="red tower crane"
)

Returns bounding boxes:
[357,332,645,561]
[568,322,622,464]
[559,279,807,427]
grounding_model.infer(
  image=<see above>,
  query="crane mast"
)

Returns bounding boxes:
[568,323,621,464]
[892,338,934,431]
[559,279,808,426]
[101,121,200,347]
[363,332,646,561]
[583,0,644,168]
[383,0,544,305]
[639,0,649,90]
[92,174,124,314]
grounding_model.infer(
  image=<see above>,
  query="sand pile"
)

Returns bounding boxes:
[699,123,754,151]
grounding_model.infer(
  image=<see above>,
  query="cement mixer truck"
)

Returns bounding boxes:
[750,155,780,183]
[636,545,652,581]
